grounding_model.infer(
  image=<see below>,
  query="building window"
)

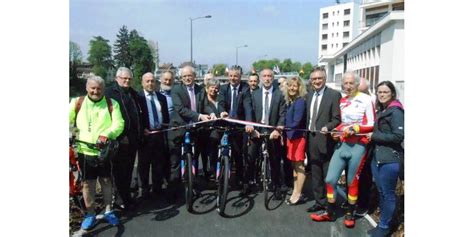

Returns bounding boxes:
[332,33,334,37]
[336,43,338,48]
[331,44,333,48]
[322,34,328,40]
[322,23,328,30]
[336,32,339,37]
[343,43,348,47]
[322,44,327,50]
[343,31,349,38]
[337,21,339,26]
[344,20,350,26]
[323,13,328,19]
[366,12,388,27]
[344,9,350,15]
[392,2,404,11]
[332,22,334,27]
[333,11,335,16]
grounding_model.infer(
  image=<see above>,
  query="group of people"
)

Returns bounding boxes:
[69,64,404,237]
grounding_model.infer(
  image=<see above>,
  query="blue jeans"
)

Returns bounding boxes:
[371,159,399,229]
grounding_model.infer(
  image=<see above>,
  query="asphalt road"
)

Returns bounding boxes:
[73,176,374,237]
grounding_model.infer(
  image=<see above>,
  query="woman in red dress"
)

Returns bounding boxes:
[283,76,308,205]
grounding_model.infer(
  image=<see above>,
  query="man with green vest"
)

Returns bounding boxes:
[69,75,124,231]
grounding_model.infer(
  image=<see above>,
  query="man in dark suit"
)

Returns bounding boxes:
[137,72,170,200]
[305,66,342,213]
[167,65,211,201]
[104,67,143,211]
[246,68,287,199]
[218,65,253,194]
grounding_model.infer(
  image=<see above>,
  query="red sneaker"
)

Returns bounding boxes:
[343,214,355,228]
[310,211,333,222]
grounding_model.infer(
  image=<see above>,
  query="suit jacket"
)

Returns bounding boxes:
[169,83,204,127]
[218,82,253,121]
[104,81,143,146]
[137,90,170,130]
[201,94,225,117]
[251,86,286,127]
[285,97,306,139]
[305,86,341,155]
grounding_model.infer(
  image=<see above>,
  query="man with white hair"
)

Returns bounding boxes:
[70,75,124,230]
[167,65,211,201]
[105,67,143,211]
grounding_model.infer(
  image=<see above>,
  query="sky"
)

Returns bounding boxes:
[70,0,338,71]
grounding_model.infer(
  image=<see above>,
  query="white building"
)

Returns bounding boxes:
[318,2,360,61]
[319,0,405,105]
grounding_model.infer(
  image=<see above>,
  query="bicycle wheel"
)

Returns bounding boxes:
[217,155,230,215]
[185,153,194,212]
[262,155,271,209]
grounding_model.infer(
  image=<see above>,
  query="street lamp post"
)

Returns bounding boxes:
[190,15,211,65]
[235,44,248,65]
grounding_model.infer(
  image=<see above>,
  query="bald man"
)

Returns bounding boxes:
[136,72,170,199]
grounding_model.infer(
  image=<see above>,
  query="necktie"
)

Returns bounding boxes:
[231,86,238,117]
[310,91,319,131]
[264,91,270,125]
[149,93,160,129]
[188,87,196,112]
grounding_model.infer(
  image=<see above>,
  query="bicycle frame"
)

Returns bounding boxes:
[180,131,196,177]
[216,130,231,179]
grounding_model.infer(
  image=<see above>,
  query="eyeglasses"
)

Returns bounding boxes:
[118,76,131,80]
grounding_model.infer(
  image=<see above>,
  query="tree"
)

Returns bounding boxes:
[129,30,155,90]
[280,58,293,73]
[69,41,83,80]
[70,41,83,64]
[300,62,314,80]
[69,41,85,97]
[113,25,132,68]
[212,64,227,76]
[252,58,281,72]
[88,36,114,80]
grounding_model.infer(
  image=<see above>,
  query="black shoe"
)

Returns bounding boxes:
[239,183,250,196]
[274,188,283,200]
[306,204,325,213]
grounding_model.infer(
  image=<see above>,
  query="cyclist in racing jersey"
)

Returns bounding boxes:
[310,71,375,228]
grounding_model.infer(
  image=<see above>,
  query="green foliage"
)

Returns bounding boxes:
[300,62,314,80]
[251,58,313,79]
[88,36,114,79]
[69,41,82,64]
[129,30,155,90]
[280,58,293,72]
[113,25,132,68]
[212,64,227,76]
[252,58,281,72]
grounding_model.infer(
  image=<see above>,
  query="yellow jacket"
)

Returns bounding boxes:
[69,96,124,156]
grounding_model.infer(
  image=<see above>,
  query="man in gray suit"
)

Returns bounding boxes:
[246,68,287,199]
[305,66,342,213]
[167,65,211,202]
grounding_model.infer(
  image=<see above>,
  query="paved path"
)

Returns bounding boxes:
[73,178,374,237]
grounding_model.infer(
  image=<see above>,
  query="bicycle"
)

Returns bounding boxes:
[180,126,200,213]
[212,125,245,216]
[215,126,230,215]
[255,132,273,210]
